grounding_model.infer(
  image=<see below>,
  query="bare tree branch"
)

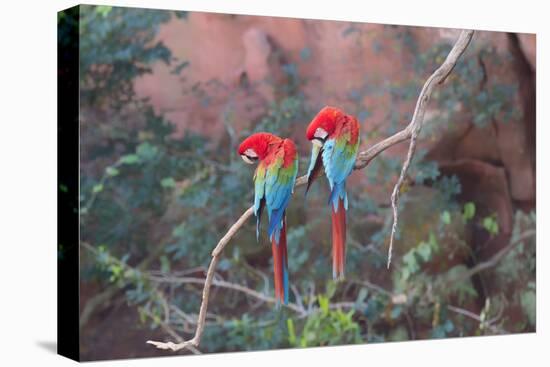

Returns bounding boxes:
[140,306,202,355]
[146,29,475,352]
[385,30,474,268]
[446,229,535,286]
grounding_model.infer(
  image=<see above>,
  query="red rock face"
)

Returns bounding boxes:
[133,14,426,142]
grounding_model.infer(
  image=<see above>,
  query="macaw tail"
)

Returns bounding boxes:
[331,196,347,281]
[271,216,289,305]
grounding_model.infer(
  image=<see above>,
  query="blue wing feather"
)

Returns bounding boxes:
[323,138,357,211]
[253,165,267,240]
[267,165,298,242]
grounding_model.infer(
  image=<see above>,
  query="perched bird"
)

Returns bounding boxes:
[238,132,299,305]
[305,106,360,280]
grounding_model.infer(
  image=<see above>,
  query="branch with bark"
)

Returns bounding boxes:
[146,29,475,352]
[445,229,535,286]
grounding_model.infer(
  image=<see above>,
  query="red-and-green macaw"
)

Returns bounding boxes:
[238,132,299,305]
[305,106,360,280]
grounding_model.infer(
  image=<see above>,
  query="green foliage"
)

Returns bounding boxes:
[482,215,500,236]
[79,5,176,107]
[222,314,288,351]
[441,210,451,225]
[412,150,441,185]
[463,202,476,221]
[398,232,439,282]
[289,293,363,347]
[444,265,478,303]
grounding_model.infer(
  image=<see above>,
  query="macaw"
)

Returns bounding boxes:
[305,106,360,280]
[238,132,299,305]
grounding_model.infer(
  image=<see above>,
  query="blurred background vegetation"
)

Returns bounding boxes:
[59,5,536,360]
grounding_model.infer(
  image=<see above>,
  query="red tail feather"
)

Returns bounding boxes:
[271,217,288,304]
[331,198,346,280]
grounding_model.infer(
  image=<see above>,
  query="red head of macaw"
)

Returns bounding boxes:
[238,132,299,305]
[305,106,360,280]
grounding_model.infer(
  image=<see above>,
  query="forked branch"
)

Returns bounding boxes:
[147,29,475,352]
[383,30,474,268]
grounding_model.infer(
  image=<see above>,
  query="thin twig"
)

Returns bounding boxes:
[291,284,306,312]
[386,29,474,268]
[307,282,316,313]
[147,29,475,352]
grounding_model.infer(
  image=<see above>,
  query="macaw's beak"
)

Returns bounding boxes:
[305,143,324,196]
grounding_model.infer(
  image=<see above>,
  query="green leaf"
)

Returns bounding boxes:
[482,216,499,235]
[287,318,296,346]
[417,242,432,262]
[441,210,451,225]
[403,250,419,274]
[325,280,337,300]
[161,177,176,188]
[106,166,119,177]
[172,224,185,238]
[136,142,158,160]
[119,154,140,165]
[95,5,112,17]
[401,267,410,281]
[318,295,329,314]
[92,184,103,193]
[463,202,476,221]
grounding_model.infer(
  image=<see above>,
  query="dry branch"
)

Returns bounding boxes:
[147,29,474,352]
[447,229,535,286]
[384,29,474,268]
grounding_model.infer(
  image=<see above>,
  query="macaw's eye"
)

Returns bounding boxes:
[312,127,328,147]
[241,148,258,164]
